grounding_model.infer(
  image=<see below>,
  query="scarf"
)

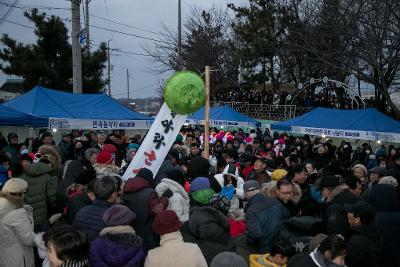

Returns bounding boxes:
[60,259,88,267]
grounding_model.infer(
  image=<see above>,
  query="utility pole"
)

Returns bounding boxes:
[107,41,111,96]
[178,0,182,70]
[71,0,82,93]
[84,0,90,53]
[127,69,130,99]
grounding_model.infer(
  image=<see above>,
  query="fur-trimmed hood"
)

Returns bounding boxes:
[263,180,302,204]
[94,163,121,179]
[38,145,62,172]
[156,178,189,201]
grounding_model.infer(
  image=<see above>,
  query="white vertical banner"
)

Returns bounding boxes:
[122,103,188,180]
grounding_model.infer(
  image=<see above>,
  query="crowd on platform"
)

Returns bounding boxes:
[0,126,399,267]
[216,87,376,110]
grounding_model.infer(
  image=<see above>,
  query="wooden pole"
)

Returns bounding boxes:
[204,66,211,159]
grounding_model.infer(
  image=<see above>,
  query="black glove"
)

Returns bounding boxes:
[162,189,173,198]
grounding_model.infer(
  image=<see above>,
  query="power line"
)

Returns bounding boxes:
[103,0,114,39]
[0,0,21,26]
[2,19,35,29]
[0,1,69,11]
[90,14,160,36]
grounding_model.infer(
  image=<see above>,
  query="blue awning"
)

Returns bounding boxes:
[271,108,400,142]
[187,105,261,128]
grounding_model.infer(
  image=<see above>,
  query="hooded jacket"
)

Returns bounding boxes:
[324,185,360,235]
[122,177,168,250]
[214,164,245,199]
[246,193,291,253]
[265,180,302,217]
[155,178,190,223]
[21,162,57,230]
[181,206,232,264]
[368,184,400,266]
[345,223,383,267]
[0,192,36,267]
[90,226,146,267]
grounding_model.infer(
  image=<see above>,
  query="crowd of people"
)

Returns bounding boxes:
[0,126,399,267]
[216,87,376,110]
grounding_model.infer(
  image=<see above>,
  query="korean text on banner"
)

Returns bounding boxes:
[122,103,187,180]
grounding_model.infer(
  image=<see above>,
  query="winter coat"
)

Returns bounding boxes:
[345,223,383,267]
[0,192,36,267]
[144,231,207,267]
[73,200,113,241]
[57,160,85,211]
[265,180,302,217]
[181,206,232,264]
[324,185,360,235]
[245,193,290,253]
[122,177,168,250]
[80,158,97,184]
[278,216,323,253]
[155,178,190,222]
[0,164,8,189]
[21,162,57,231]
[368,184,400,266]
[65,192,92,223]
[214,164,245,199]
[288,249,343,267]
[90,225,146,267]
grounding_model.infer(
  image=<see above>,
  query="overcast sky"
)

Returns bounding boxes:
[0,0,240,99]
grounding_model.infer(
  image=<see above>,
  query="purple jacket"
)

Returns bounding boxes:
[90,233,145,267]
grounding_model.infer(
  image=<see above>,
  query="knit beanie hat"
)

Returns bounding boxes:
[190,177,210,193]
[136,168,154,184]
[2,178,28,193]
[103,205,136,227]
[187,157,210,179]
[97,150,112,164]
[128,143,140,150]
[210,252,248,267]
[271,169,288,181]
[153,210,182,235]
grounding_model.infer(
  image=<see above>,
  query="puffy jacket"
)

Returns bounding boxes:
[21,162,57,231]
[155,178,190,222]
[122,177,168,250]
[0,192,36,267]
[65,192,92,223]
[214,164,245,199]
[73,200,113,241]
[368,184,400,266]
[181,206,232,264]
[246,193,290,253]
[144,231,207,267]
[90,226,145,267]
[345,223,383,267]
[324,185,360,235]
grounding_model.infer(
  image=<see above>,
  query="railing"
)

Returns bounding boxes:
[218,101,313,121]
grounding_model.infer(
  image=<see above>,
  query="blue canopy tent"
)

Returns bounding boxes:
[271,107,400,143]
[3,86,154,129]
[187,105,261,128]
[0,105,47,127]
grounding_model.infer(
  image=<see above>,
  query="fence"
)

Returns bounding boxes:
[218,101,313,121]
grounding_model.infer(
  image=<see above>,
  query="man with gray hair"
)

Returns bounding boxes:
[96,133,107,150]
[236,180,290,264]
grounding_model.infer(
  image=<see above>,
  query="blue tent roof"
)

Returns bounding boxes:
[271,108,400,142]
[187,105,261,127]
[3,86,153,121]
[0,105,47,127]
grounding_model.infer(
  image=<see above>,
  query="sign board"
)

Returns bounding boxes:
[49,118,153,130]
[122,103,187,180]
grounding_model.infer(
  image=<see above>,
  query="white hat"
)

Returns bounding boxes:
[2,178,28,193]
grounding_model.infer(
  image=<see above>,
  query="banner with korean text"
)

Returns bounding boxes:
[122,103,187,180]
[48,118,153,130]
